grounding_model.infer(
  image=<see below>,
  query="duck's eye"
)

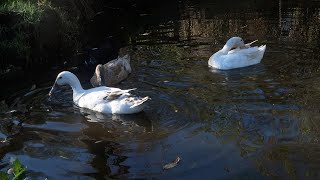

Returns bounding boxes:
[58,77,62,79]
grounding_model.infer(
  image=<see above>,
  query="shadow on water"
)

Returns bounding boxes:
[1,0,320,179]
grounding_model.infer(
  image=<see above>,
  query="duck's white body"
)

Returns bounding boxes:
[49,71,149,114]
[208,37,266,70]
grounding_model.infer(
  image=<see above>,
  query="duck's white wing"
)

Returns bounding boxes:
[235,47,261,61]
[216,45,266,70]
[240,45,266,61]
[227,45,266,59]
[76,87,129,108]
[103,88,136,101]
[126,96,150,108]
[228,46,259,55]
[76,87,148,114]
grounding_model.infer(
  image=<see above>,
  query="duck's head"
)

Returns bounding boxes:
[49,71,77,96]
[91,64,105,87]
[224,37,245,50]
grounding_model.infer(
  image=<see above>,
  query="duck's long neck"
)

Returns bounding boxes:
[68,75,85,99]
[219,45,231,55]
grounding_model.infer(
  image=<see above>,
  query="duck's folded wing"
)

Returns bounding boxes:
[106,57,122,68]
[104,91,124,101]
[103,88,136,101]
[129,96,150,108]
[235,47,261,60]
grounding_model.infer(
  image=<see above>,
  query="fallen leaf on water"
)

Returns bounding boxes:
[163,156,181,170]
[59,156,69,159]
[141,32,150,36]
[95,140,103,144]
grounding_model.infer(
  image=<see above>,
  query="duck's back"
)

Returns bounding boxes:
[210,45,266,70]
[76,87,125,113]
[76,86,146,114]
[76,86,117,108]
[103,57,131,85]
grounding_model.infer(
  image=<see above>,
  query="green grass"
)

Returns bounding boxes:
[0,0,43,24]
[0,0,81,64]
[0,0,44,58]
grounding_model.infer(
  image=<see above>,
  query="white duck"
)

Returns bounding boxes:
[49,71,149,114]
[90,54,131,87]
[208,37,266,70]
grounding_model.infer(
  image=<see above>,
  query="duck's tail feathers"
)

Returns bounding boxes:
[258,45,267,52]
[130,96,150,108]
[124,88,136,92]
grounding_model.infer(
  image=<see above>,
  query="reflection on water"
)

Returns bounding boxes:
[1,0,320,179]
[79,108,153,141]
[137,0,320,45]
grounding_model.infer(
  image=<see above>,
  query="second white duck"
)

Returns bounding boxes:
[49,71,149,114]
[208,37,266,70]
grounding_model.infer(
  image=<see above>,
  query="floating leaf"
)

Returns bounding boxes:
[163,156,181,170]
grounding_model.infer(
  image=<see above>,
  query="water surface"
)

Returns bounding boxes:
[1,0,320,179]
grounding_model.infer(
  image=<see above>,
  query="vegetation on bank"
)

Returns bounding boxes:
[0,0,81,71]
[0,0,38,61]
[0,0,43,22]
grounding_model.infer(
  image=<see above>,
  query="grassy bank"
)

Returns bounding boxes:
[0,0,43,22]
[0,0,81,71]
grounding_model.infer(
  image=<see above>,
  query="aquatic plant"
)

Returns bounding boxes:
[0,158,26,180]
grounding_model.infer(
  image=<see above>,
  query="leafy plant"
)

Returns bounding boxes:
[0,159,26,180]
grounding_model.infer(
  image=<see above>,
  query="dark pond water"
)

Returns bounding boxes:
[2,0,320,179]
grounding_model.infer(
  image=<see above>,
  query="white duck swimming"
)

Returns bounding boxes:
[90,54,131,87]
[49,71,149,114]
[208,37,266,70]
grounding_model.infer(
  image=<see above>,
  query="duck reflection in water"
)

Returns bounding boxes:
[79,108,153,140]
[76,108,153,177]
